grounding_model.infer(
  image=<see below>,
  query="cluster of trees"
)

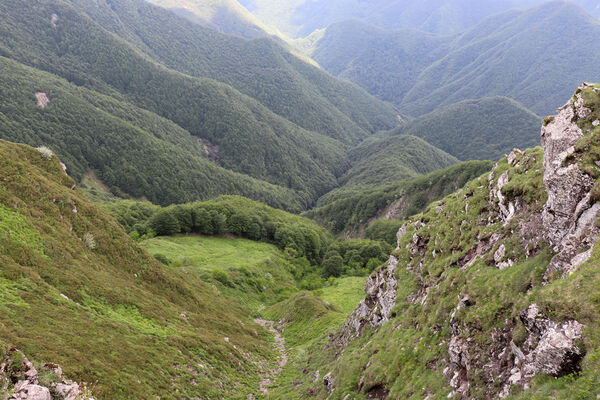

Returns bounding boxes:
[320,239,390,278]
[107,196,331,265]
[104,195,395,283]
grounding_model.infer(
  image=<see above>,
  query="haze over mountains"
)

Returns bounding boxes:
[236,0,600,37]
[309,1,600,117]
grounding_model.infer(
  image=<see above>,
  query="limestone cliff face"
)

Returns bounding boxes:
[330,84,599,399]
[542,82,600,278]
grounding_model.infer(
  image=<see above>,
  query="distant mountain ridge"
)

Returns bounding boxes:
[238,0,600,37]
[310,2,600,117]
[148,0,274,38]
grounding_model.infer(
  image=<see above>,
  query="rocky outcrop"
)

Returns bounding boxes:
[333,254,399,349]
[542,83,600,279]
[499,304,584,397]
[0,348,89,400]
[329,85,597,399]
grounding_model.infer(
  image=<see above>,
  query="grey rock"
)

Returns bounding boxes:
[541,84,600,279]
[323,372,334,393]
[11,384,51,400]
[334,255,399,348]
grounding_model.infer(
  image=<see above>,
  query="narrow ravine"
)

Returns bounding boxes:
[254,318,288,395]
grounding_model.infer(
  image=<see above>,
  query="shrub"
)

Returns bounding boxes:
[212,269,230,286]
[36,146,54,159]
[83,232,97,250]
[153,253,170,265]
[322,254,344,278]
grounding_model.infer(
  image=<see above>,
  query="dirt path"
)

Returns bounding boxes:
[254,318,287,396]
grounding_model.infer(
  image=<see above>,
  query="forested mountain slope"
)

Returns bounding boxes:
[148,0,272,38]
[390,97,542,161]
[311,2,600,117]
[0,56,309,210]
[0,0,376,209]
[306,160,493,235]
[316,135,459,204]
[66,0,399,144]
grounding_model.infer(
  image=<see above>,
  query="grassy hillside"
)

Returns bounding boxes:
[0,55,308,210]
[0,139,288,399]
[66,0,400,144]
[306,160,493,234]
[317,135,459,204]
[311,3,600,117]
[392,97,542,161]
[0,0,366,208]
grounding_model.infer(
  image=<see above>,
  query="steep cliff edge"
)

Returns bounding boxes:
[285,85,600,399]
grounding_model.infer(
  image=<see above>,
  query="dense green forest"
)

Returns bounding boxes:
[64,0,400,144]
[0,56,309,210]
[390,97,542,161]
[305,160,493,234]
[310,3,600,116]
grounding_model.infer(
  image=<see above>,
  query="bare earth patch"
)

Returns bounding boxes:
[254,318,287,395]
[35,92,49,108]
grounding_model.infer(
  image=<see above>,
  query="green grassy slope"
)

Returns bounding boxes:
[66,0,400,144]
[311,3,600,117]
[306,160,493,234]
[392,97,542,161]
[0,56,307,210]
[0,140,285,399]
[0,0,358,208]
[317,135,459,204]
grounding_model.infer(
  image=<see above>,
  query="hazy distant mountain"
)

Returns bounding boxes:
[148,0,273,38]
[311,2,600,116]
[238,0,600,37]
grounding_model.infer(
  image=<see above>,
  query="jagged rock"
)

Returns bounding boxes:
[54,381,81,400]
[1,349,89,400]
[333,255,399,348]
[542,83,600,278]
[323,372,334,393]
[11,383,51,400]
[519,304,584,379]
